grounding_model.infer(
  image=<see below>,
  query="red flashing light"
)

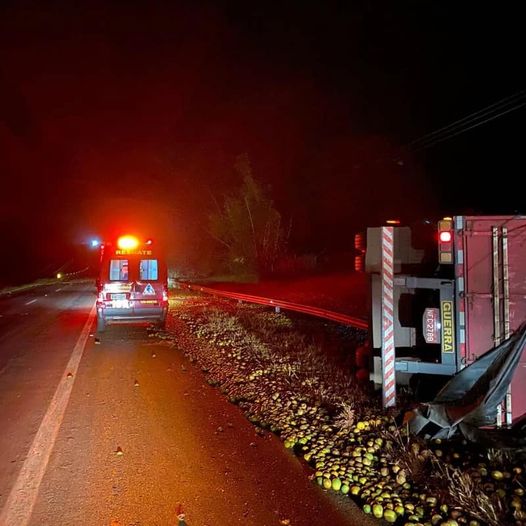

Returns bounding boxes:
[117,235,140,250]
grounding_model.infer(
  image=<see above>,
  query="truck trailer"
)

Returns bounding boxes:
[365,216,526,424]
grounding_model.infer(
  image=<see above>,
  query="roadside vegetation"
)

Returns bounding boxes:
[207,154,289,278]
[0,277,64,296]
[157,292,526,526]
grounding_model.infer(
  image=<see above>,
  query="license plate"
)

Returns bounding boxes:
[111,293,126,300]
[112,299,131,309]
[423,308,441,344]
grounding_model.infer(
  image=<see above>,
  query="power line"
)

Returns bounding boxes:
[409,90,526,148]
[408,90,526,150]
[412,99,526,151]
[353,90,526,168]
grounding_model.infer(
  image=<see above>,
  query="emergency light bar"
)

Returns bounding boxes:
[117,235,140,250]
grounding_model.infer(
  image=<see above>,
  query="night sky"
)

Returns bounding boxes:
[0,1,524,283]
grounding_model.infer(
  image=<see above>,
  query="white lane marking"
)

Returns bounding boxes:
[25,299,37,305]
[0,302,96,526]
[55,289,62,292]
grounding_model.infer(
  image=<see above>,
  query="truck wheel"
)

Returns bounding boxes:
[97,314,106,333]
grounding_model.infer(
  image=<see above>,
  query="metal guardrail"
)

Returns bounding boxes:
[61,267,90,279]
[180,282,369,330]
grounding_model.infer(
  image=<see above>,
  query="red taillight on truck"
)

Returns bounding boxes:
[438,218,454,264]
[439,231,452,243]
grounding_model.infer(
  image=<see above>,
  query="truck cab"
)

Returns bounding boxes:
[96,235,168,332]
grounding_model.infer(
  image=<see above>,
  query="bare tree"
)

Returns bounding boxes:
[209,154,288,275]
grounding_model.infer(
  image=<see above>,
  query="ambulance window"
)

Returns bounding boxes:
[140,259,158,280]
[109,260,129,281]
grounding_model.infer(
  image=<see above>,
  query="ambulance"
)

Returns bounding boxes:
[96,235,168,332]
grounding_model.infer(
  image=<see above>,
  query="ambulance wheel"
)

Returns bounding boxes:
[157,308,167,330]
[97,314,106,333]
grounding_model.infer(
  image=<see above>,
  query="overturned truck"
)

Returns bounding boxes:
[363,216,526,440]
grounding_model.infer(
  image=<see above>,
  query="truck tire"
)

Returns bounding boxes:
[355,345,371,369]
[97,314,106,333]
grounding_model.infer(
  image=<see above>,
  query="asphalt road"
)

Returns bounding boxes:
[0,281,371,526]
